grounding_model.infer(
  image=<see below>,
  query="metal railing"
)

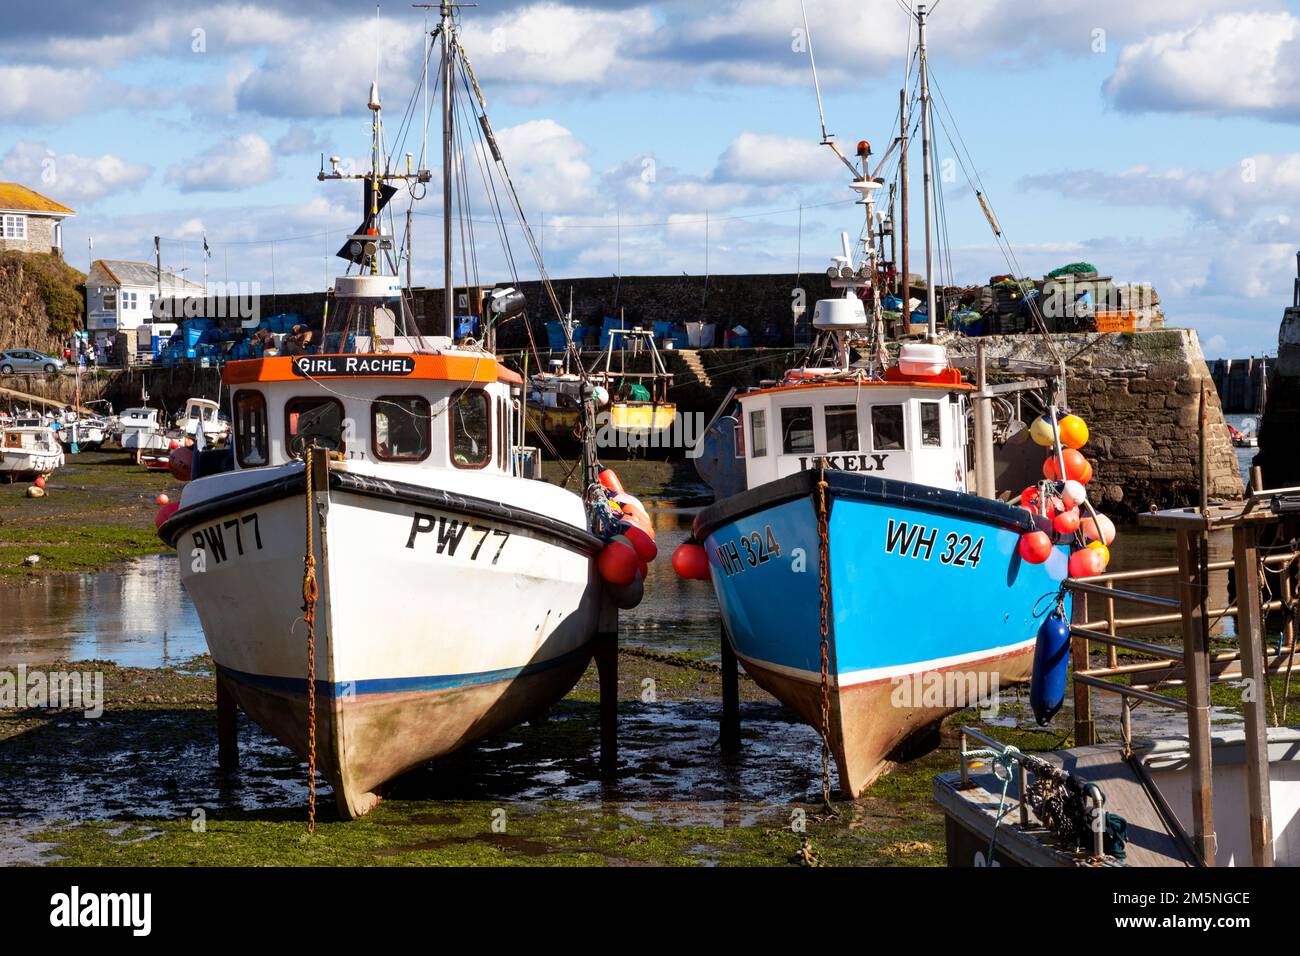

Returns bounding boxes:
[1064,479,1300,866]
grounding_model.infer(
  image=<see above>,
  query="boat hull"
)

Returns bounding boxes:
[163,465,602,818]
[695,469,1068,797]
[0,449,63,480]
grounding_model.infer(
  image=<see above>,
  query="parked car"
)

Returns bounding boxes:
[0,350,65,374]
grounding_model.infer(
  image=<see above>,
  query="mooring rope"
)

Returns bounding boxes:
[964,745,1021,863]
[816,463,836,814]
[302,445,320,833]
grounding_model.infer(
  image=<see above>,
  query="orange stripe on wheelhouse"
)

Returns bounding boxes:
[223,354,512,386]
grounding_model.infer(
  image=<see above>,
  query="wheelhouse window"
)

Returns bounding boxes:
[372,396,431,462]
[824,404,859,452]
[749,409,767,458]
[920,402,942,447]
[233,390,268,467]
[450,389,491,469]
[780,406,814,455]
[871,404,906,451]
[285,397,346,456]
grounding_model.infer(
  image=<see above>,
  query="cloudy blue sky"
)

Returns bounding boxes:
[2,0,1298,357]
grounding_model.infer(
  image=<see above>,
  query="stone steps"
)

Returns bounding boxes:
[677,349,713,389]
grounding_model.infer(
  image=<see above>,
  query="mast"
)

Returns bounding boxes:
[917,3,937,342]
[899,86,910,330]
[440,0,455,338]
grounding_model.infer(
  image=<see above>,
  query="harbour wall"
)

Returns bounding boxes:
[1207,356,1268,414]
[1,329,1237,518]
[1257,305,1300,487]
[944,331,1241,515]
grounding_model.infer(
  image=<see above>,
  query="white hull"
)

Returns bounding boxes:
[169,462,601,817]
[60,427,105,448]
[0,448,63,478]
[121,429,168,451]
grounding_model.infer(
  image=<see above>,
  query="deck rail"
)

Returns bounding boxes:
[1063,468,1300,866]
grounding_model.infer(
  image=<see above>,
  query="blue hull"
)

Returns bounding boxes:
[695,470,1071,795]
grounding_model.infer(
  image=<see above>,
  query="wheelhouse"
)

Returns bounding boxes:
[222,349,526,476]
[737,378,971,491]
[119,408,159,431]
[181,398,222,429]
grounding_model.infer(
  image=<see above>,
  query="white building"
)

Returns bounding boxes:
[85,259,205,347]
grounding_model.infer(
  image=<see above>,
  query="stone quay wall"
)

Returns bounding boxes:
[946,330,1241,515]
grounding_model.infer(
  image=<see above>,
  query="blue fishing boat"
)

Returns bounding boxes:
[693,369,1070,793]
[689,1,1079,795]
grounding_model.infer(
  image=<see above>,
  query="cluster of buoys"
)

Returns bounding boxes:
[1017,412,1117,579]
[594,466,656,609]
[24,474,48,499]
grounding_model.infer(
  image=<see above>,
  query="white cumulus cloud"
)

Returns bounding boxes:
[0,141,152,204]
[167,132,276,192]
[1103,12,1300,119]
[0,65,99,122]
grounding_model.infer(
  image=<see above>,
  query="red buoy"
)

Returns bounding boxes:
[169,446,195,483]
[1068,546,1106,578]
[622,523,658,563]
[155,500,179,529]
[598,538,639,587]
[34,476,46,489]
[1018,531,1053,564]
[1052,507,1081,535]
[1043,448,1090,483]
[598,467,625,496]
[671,541,710,581]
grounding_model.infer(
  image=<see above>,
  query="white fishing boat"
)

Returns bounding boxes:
[118,407,169,463]
[0,425,64,480]
[175,398,229,443]
[158,8,608,820]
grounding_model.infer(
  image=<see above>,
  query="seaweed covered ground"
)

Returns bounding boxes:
[0,651,1078,867]
[0,450,178,581]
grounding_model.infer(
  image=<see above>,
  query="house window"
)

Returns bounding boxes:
[780,406,814,455]
[103,291,117,311]
[450,389,491,468]
[233,390,268,468]
[871,405,906,451]
[285,397,346,456]
[749,410,766,458]
[920,402,943,447]
[373,396,431,462]
[121,291,138,311]
[1,215,26,240]
[825,404,859,452]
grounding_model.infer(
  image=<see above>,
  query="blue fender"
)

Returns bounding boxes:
[1030,609,1070,726]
